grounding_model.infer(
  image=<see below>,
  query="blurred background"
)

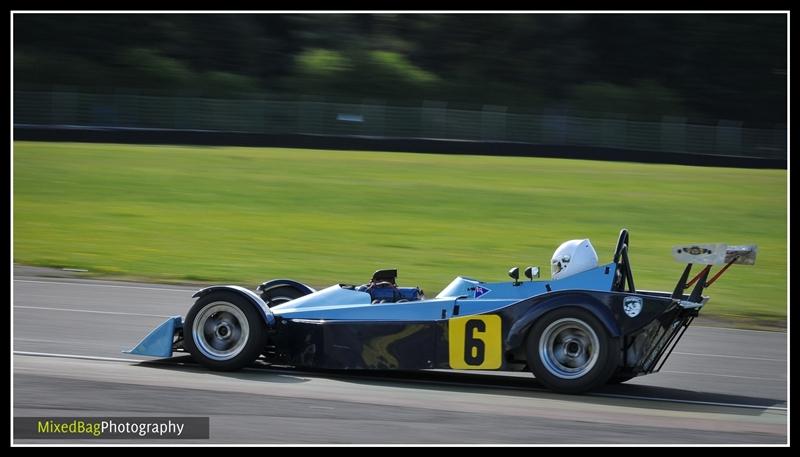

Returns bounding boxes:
[14,14,787,156]
[12,13,788,327]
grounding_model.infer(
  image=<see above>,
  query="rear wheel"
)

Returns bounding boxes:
[526,307,619,394]
[184,291,266,371]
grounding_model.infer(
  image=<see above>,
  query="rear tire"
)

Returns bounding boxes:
[526,307,619,394]
[184,291,266,371]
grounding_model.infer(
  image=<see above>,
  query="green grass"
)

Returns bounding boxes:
[13,141,787,326]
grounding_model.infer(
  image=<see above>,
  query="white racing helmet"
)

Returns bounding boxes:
[551,239,599,280]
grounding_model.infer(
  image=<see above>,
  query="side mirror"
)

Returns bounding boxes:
[508,266,520,284]
[524,266,540,280]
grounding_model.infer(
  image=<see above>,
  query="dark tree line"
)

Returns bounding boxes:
[14,13,787,125]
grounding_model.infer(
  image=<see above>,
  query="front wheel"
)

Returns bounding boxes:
[526,307,619,394]
[183,291,266,371]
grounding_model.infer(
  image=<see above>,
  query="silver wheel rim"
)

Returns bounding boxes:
[192,301,250,361]
[538,317,600,379]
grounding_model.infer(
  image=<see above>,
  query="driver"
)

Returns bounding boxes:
[551,239,598,280]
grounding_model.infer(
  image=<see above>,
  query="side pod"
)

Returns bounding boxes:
[124,316,183,357]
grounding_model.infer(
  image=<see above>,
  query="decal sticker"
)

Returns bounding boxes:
[684,246,712,255]
[623,296,643,318]
[362,325,425,369]
[672,243,727,265]
[474,285,491,298]
[448,315,502,369]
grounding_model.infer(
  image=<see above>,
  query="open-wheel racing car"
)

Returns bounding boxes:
[126,229,757,394]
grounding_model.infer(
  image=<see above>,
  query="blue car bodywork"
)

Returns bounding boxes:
[126,229,752,393]
[127,263,618,356]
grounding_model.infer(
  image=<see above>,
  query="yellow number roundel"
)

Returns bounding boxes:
[448,314,502,369]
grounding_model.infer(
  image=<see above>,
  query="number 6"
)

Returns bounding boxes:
[448,315,502,369]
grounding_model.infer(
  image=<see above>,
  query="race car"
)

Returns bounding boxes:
[126,229,756,394]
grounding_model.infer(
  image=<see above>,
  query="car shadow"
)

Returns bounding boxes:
[133,356,784,413]
[273,367,786,414]
[134,355,310,384]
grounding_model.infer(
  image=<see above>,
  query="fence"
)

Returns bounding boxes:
[13,90,787,159]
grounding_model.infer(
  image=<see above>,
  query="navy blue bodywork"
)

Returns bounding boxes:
[266,288,697,378]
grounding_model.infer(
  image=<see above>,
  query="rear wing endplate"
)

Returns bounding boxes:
[670,244,757,301]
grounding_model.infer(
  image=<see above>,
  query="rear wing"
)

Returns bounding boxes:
[671,244,758,302]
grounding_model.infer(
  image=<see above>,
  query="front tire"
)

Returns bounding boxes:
[526,307,619,394]
[184,291,266,371]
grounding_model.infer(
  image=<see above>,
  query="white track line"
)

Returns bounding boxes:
[12,279,786,334]
[13,351,142,363]
[13,279,194,292]
[672,351,785,363]
[12,351,787,412]
[14,305,786,364]
[692,326,787,335]
[14,305,173,318]
[591,393,787,411]
[661,370,784,382]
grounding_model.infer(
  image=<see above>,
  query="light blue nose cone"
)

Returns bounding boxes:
[124,316,183,357]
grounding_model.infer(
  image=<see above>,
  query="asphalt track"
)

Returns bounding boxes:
[12,274,788,444]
